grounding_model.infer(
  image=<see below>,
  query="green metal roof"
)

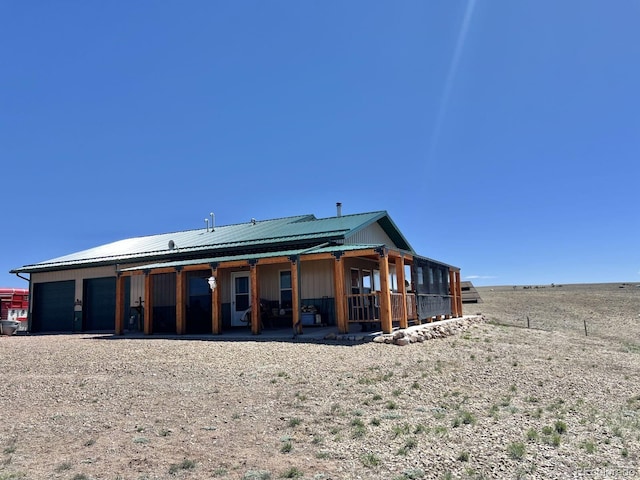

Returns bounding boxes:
[11,210,416,274]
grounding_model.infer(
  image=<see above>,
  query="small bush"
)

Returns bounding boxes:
[281,467,303,478]
[280,441,293,453]
[554,420,567,434]
[507,442,526,460]
[361,452,381,467]
[457,451,470,462]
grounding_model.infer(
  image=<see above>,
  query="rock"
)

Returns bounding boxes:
[395,337,411,346]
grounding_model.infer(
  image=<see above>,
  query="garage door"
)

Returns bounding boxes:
[84,277,116,331]
[32,281,75,332]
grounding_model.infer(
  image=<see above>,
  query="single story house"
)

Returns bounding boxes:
[11,208,463,335]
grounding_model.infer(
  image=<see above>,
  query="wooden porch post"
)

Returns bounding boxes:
[291,257,301,334]
[333,254,347,333]
[395,258,408,329]
[449,269,458,318]
[144,272,153,335]
[456,270,463,317]
[250,263,260,335]
[115,274,125,335]
[176,268,185,335]
[379,249,393,334]
[210,266,221,335]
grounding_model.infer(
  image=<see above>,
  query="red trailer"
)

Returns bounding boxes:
[0,288,29,331]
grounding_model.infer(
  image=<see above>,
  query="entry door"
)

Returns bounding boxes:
[231,272,251,326]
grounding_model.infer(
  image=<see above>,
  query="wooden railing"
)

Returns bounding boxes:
[345,292,419,324]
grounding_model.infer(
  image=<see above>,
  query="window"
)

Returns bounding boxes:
[417,267,424,285]
[280,271,292,309]
[362,270,372,294]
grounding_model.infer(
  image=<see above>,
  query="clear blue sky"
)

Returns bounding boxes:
[1,1,638,288]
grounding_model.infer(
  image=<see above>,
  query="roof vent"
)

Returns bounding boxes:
[251,218,256,225]
[336,202,342,217]
[168,240,176,250]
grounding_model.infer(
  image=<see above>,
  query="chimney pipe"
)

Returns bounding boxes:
[336,202,342,217]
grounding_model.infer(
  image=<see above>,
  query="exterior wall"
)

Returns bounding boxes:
[344,222,395,247]
[31,266,117,309]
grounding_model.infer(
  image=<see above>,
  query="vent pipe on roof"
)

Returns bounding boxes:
[210,212,215,232]
[204,218,209,232]
[336,202,342,217]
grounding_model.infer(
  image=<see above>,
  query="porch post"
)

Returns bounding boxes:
[332,253,347,333]
[378,249,393,334]
[143,271,153,335]
[395,257,408,329]
[210,265,221,335]
[176,267,185,335]
[115,273,125,335]
[449,269,458,318]
[456,270,463,317]
[290,256,301,334]
[250,262,260,335]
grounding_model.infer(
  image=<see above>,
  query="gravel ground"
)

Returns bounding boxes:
[1,283,639,480]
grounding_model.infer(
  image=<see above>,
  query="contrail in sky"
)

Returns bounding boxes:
[427,0,478,165]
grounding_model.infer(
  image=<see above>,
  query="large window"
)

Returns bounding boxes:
[280,271,292,309]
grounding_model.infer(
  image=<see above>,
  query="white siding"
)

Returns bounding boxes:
[344,222,396,247]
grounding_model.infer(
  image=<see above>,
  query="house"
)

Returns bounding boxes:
[10,207,463,335]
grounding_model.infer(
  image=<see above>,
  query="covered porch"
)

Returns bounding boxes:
[115,245,463,336]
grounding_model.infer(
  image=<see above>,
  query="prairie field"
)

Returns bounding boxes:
[1,283,639,480]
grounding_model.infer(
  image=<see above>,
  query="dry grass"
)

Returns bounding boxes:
[0,283,639,479]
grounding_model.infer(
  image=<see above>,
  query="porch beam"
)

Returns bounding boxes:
[115,274,125,335]
[250,264,260,335]
[211,267,221,334]
[291,258,301,334]
[176,268,185,335]
[449,269,458,317]
[379,251,393,334]
[395,259,408,329]
[143,272,153,335]
[456,270,463,317]
[333,256,348,333]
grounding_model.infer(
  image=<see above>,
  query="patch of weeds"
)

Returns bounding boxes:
[395,467,425,479]
[397,437,418,456]
[392,423,411,438]
[3,446,16,455]
[370,417,381,426]
[84,439,95,447]
[386,400,398,410]
[392,388,403,397]
[0,474,27,480]
[329,403,344,416]
[507,442,526,460]
[316,451,331,459]
[434,360,443,373]
[509,384,517,392]
[280,441,293,453]
[294,392,307,402]
[169,459,196,474]
[133,437,149,444]
[488,404,500,419]
[242,470,271,480]
[526,428,538,442]
[312,434,323,445]
[413,423,428,434]
[581,440,596,454]
[434,425,448,436]
[281,467,303,478]
[351,418,366,438]
[72,475,90,480]
[554,420,567,434]
[622,447,629,458]
[232,412,241,420]
[361,452,381,467]
[212,467,228,477]
[277,371,289,379]
[158,429,171,437]
[500,396,512,407]
[457,451,470,462]
[288,417,302,428]
[372,393,383,401]
[411,381,421,390]
[452,410,476,427]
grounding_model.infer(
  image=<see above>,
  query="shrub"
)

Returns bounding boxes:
[507,442,526,460]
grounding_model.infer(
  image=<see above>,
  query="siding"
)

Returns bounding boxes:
[344,222,395,247]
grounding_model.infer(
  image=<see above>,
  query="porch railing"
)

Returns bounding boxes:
[345,292,419,324]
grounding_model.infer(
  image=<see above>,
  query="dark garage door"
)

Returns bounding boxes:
[32,280,75,332]
[84,277,116,331]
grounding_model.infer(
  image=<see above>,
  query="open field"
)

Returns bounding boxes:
[1,283,639,479]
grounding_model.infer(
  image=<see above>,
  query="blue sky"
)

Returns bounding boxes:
[1,1,638,288]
